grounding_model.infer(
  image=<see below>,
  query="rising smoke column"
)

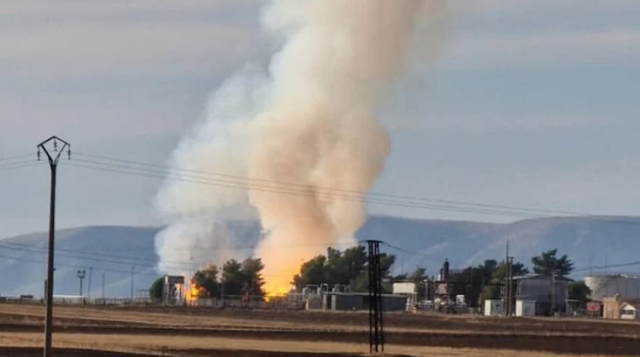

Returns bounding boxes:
[154,0,447,294]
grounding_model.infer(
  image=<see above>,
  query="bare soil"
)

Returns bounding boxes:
[1,303,638,356]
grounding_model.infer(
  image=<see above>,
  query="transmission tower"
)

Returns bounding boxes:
[367,240,384,353]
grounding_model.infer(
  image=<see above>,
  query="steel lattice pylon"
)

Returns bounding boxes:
[367,240,384,353]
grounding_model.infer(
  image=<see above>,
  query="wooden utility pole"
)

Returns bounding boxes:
[504,239,509,317]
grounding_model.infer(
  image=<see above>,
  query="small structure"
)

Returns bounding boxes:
[603,295,640,319]
[620,302,640,320]
[432,259,464,312]
[484,299,504,316]
[323,292,407,312]
[163,275,185,305]
[392,281,418,311]
[603,295,622,319]
[586,301,602,317]
[392,282,417,295]
[515,300,536,317]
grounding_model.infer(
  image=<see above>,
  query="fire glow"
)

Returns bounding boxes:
[153,0,447,295]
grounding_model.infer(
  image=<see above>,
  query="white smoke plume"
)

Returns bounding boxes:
[154,0,447,293]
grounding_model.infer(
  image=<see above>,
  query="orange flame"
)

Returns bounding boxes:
[263,265,297,301]
[185,280,202,304]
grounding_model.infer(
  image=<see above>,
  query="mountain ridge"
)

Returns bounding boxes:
[2,215,640,298]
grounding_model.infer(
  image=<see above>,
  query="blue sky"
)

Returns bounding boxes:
[1,0,639,238]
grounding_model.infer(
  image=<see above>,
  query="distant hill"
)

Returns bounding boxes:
[2,216,640,297]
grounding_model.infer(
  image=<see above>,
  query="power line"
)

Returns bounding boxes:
[63,160,545,219]
[0,161,41,173]
[6,150,640,223]
[573,261,640,274]
[67,158,640,228]
[0,153,34,162]
[74,152,590,218]
[0,252,158,278]
[0,243,165,272]
[0,240,357,272]
[0,242,346,277]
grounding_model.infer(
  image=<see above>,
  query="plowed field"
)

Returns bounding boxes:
[0,303,637,357]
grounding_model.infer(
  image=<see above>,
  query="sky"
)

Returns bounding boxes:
[1,0,640,238]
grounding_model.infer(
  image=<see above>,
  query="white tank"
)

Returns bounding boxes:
[584,274,640,301]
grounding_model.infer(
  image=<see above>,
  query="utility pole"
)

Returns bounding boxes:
[87,267,93,300]
[77,270,86,296]
[102,271,106,300]
[130,266,135,300]
[221,256,227,305]
[506,257,513,316]
[504,239,509,317]
[366,240,384,353]
[188,255,193,304]
[551,273,556,316]
[38,136,70,357]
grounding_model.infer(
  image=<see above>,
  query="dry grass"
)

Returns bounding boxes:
[3,304,639,337]
[2,303,639,357]
[0,332,632,357]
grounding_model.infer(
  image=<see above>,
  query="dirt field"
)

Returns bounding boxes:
[0,303,638,357]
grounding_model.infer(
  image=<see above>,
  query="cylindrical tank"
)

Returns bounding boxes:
[584,275,640,301]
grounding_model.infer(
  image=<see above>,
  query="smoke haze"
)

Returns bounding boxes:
[154,0,447,294]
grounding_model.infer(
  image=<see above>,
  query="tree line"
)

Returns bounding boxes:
[149,246,591,306]
[149,257,266,300]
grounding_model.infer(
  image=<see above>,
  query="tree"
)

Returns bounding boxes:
[192,264,220,297]
[241,257,266,299]
[292,255,327,290]
[291,246,395,293]
[492,261,529,281]
[531,249,573,277]
[346,252,396,293]
[221,259,244,296]
[482,260,528,302]
[410,266,427,282]
[192,258,266,300]
[447,260,517,308]
[568,280,592,306]
[149,277,164,300]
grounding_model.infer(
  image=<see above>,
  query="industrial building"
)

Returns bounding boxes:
[513,274,569,316]
[322,292,407,311]
[299,283,408,312]
[584,274,640,301]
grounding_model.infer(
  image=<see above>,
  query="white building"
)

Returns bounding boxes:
[484,299,504,316]
[392,282,417,295]
[515,300,536,317]
[392,281,417,311]
[619,302,640,320]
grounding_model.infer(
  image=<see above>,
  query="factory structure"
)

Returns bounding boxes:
[583,274,640,320]
[297,260,469,312]
[485,274,570,317]
[299,283,408,311]
[484,272,640,319]
[160,261,640,320]
[584,274,640,301]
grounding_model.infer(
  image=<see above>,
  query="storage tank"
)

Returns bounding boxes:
[584,274,640,301]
